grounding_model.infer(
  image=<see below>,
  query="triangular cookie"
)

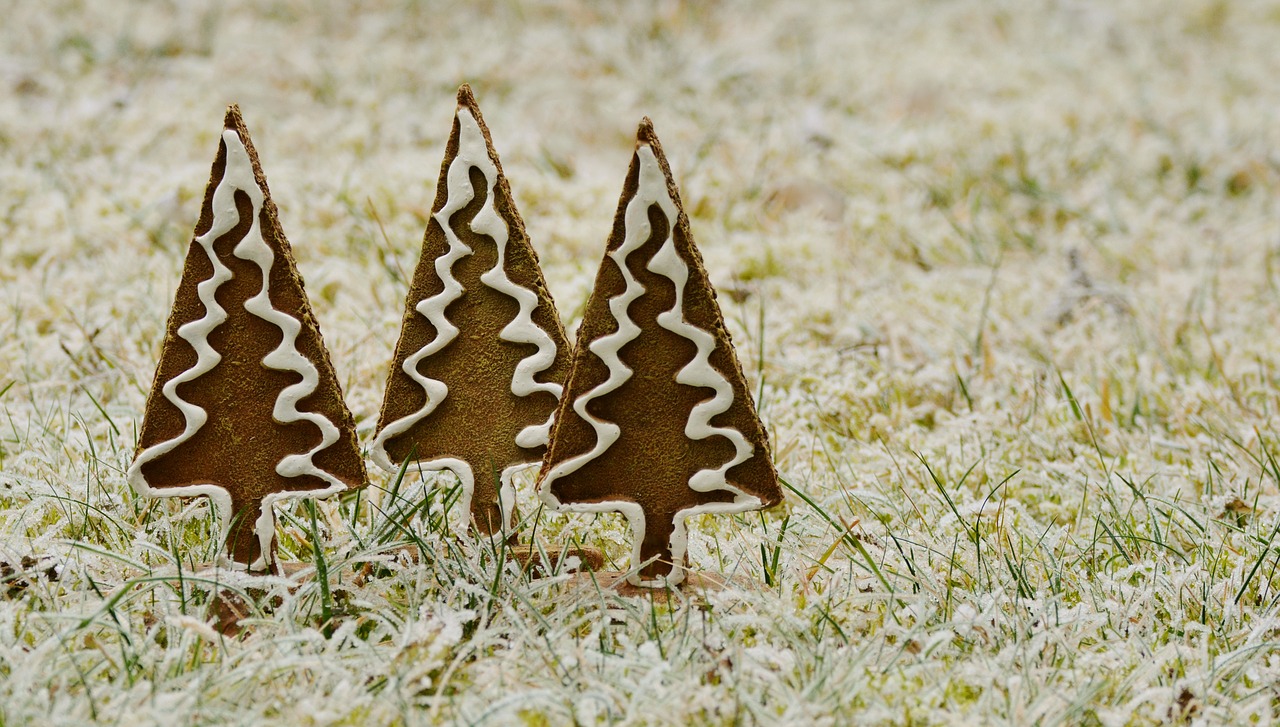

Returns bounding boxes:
[538,119,782,587]
[129,106,367,573]
[371,85,572,537]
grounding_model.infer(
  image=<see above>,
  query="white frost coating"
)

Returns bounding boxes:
[538,144,760,587]
[371,107,561,533]
[128,129,349,573]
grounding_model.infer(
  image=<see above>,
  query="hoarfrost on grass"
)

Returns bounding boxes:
[4,0,1280,723]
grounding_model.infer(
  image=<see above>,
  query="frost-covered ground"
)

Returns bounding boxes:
[3,0,1280,724]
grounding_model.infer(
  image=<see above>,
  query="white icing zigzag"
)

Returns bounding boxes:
[538,144,759,587]
[470,118,563,451]
[129,129,349,572]
[647,206,754,494]
[128,134,240,557]
[231,131,348,571]
[371,107,562,534]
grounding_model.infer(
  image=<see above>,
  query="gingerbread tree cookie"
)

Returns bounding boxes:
[371,85,571,537]
[538,119,782,588]
[129,106,366,573]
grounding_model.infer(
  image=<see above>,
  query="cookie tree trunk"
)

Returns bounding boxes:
[227,494,268,567]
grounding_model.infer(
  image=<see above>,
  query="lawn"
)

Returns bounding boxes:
[3,0,1280,724]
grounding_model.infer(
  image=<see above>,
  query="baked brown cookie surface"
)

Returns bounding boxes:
[372,85,571,536]
[129,106,366,572]
[538,119,782,587]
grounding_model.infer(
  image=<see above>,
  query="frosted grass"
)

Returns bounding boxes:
[3,0,1280,723]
